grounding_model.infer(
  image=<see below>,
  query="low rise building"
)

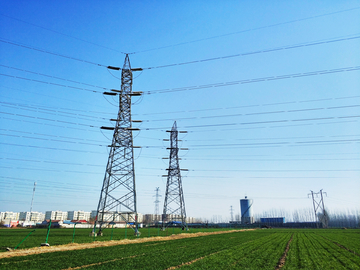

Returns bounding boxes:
[90,210,143,223]
[45,210,67,221]
[0,211,19,222]
[67,211,91,221]
[19,211,45,222]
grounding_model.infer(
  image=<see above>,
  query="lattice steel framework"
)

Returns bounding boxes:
[309,189,329,228]
[154,187,161,217]
[162,121,187,229]
[94,54,139,234]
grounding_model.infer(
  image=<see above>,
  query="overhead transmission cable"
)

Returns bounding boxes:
[0,133,107,147]
[0,38,108,67]
[0,73,103,94]
[0,13,127,54]
[143,35,360,70]
[139,104,360,123]
[0,115,100,132]
[142,65,360,94]
[2,102,110,123]
[0,64,110,90]
[0,88,116,114]
[139,113,360,131]
[0,128,106,143]
[134,95,360,117]
[0,110,102,128]
[130,6,360,54]
[0,142,105,154]
[3,93,359,120]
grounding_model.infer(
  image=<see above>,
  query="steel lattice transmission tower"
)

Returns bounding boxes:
[154,187,161,215]
[162,121,188,229]
[154,187,161,218]
[308,189,329,228]
[93,54,142,235]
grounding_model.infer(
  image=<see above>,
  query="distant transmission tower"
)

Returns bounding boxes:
[30,182,36,213]
[230,205,234,222]
[154,187,161,222]
[93,54,142,235]
[308,189,329,228]
[162,121,188,230]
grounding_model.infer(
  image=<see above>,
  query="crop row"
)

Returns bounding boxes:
[283,232,360,269]
[179,231,292,269]
[0,226,236,251]
[1,229,359,269]
[0,230,274,269]
[314,229,360,254]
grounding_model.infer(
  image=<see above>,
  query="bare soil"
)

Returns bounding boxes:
[275,233,294,270]
[0,229,254,259]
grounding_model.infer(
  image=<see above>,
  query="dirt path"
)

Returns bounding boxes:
[0,229,254,259]
[275,233,294,270]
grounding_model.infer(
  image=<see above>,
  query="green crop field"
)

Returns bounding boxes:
[0,229,359,269]
[0,226,241,251]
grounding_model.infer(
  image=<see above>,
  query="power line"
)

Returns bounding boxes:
[134,95,360,117]
[0,128,106,143]
[0,13,127,54]
[0,85,114,111]
[187,138,360,148]
[0,133,107,146]
[142,66,360,94]
[0,115,100,133]
[0,64,110,90]
[0,73,103,94]
[0,98,114,116]
[0,110,101,129]
[0,165,102,174]
[191,169,359,172]
[0,156,103,167]
[1,102,110,122]
[140,104,360,123]
[140,114,360,131]
[3,98,359,127]
[0,176,100,189]
[143,35,360,70]
[3,88,359,121]
[0,38,108,67]
[0,142,105,154]
[130,6,360,54]
[140,119,358,134]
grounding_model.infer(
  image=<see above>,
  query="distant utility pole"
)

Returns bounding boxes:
[30,182,36,214]
[308,189,329,228]
[93,54,143,235]
[230,206,234,222]
[154,187,161,221]
[162,121,188,230]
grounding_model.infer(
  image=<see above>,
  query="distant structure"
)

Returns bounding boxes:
[153,187,161,222]
[260,217,285,225]
[240,196,254,224]
[162,121,188,230]
[67,211,90,221]
[308,189,329,228]
[45,210,67,221]
[29,182,36,214]
[230,205,234,222]
[93,54,142,235]
[19,211,45,223]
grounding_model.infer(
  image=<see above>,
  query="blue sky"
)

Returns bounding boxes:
[0,1,359,221]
